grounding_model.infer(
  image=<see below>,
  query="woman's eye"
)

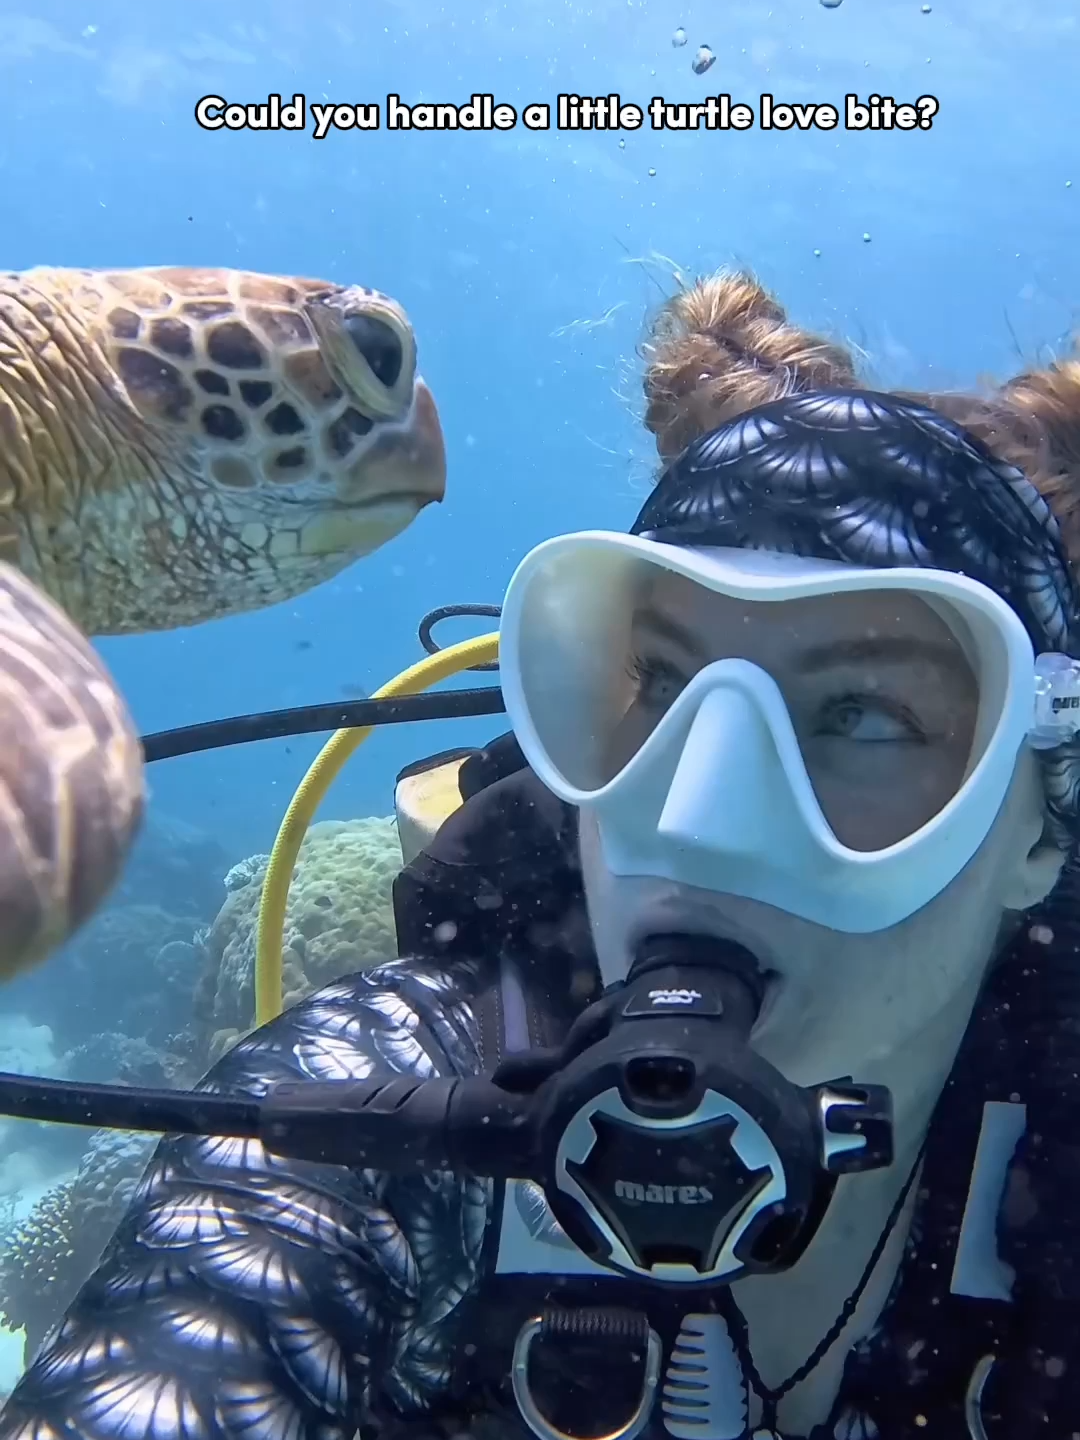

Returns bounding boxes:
[816,696,924,743]
[627,655,687,709]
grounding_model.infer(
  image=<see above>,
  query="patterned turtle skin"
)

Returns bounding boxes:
[0,563,143,981]
[0,266,446,635]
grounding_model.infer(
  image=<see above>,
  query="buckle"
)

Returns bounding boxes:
[511,1311,663,1440]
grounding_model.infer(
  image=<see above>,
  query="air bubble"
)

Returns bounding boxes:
[692,45,716,74]
[648,167,657,176]
[819,0,843,9]
[862,232,872,242]
[672,26,688,47]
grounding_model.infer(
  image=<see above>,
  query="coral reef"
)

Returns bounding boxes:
[0,1016,59,1081]
[64,1029,198,1090]
[0,1183,73,1359]
[10,809,234,1069]
[193,817,402,1064]
[39,905,200,1056]
[0,1018,85,1191]
[113,812,232,920]
[224,853,270,892]
[0,1128,158,1362]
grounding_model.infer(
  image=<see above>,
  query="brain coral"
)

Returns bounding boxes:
[193,817,403,1063]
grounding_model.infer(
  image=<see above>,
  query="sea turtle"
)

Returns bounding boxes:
[0,563,142,982]
[0,265,446,979]
[0,265,446,635]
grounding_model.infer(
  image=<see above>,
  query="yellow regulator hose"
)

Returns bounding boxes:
[254,632,500,1026]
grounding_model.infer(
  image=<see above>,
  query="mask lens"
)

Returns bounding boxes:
[506,541,1015,856]
[608,581,980,851]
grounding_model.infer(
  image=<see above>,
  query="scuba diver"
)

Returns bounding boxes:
[4,272,1080,1440]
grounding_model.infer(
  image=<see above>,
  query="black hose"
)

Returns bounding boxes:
[0,1069,261,1138]
[417,604,501,672]
[141,686,506,762]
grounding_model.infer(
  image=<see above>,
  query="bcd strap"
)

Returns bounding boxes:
[459,732,528,799]
[512,1305,661,1440]
[458,1275,737,1440]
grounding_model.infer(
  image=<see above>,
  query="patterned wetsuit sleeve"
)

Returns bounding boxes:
[0,960,491,1440]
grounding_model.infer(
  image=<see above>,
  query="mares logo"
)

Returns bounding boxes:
[613,1181,714,1204]
[1051,695,1080,712]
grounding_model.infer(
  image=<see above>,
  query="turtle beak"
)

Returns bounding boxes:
[345,378,446,509]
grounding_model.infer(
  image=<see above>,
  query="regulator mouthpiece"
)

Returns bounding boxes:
[628,931,767,1013]
[530,931,894,1286]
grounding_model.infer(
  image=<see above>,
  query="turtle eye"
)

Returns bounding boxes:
[343,314,403,390]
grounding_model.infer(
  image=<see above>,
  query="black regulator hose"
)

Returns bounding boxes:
[141,686,506,762]
[418,603,502,672]
[0,1069,262,1138]
[140,603,505,760]
[0,1063,534,1177]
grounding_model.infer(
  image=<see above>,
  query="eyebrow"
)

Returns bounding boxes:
[634,606,708,659]
[793,635,965,675]
[635,607,964,676]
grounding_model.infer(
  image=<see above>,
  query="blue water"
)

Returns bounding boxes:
[0,0,1074,1389]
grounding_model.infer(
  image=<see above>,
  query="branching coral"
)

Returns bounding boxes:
[0,1129,156,1363]
[0,1183,76,1358]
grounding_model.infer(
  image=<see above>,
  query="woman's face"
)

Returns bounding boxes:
[579,569,1063,1096]
[607,571,979,852]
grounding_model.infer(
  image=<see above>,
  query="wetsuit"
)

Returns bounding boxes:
[1,734,1078,1440]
